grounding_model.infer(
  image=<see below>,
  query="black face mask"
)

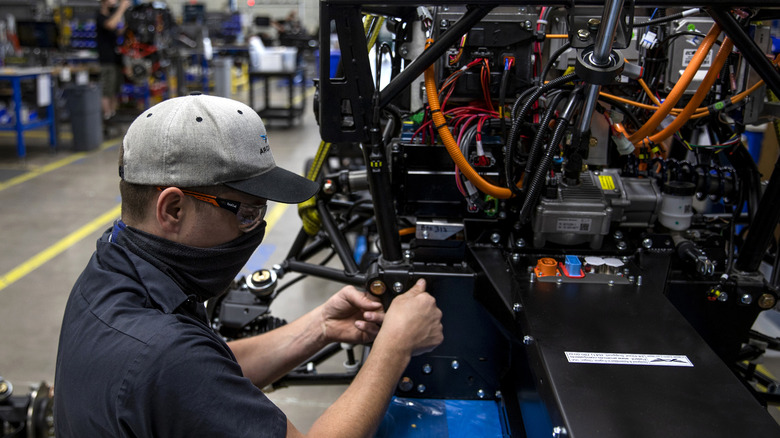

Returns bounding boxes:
[115,222,267,303]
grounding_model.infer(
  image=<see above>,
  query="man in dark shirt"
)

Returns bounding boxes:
[97,0,130,120]
[54,94,444,437]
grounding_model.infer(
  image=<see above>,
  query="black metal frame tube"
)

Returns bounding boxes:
[708,8,780,97]
[378,5,494,108]
[317,199,360,274]
[284,260,367,285]
[706,10,780,272]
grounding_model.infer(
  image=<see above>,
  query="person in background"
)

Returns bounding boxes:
[97,0,130,121]
[54,94,444,437]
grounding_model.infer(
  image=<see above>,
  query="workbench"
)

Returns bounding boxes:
[0,67,57,158]
[248,67,306,126]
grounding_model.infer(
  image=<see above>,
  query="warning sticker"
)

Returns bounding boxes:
[598,175,615,191]
[565,352,693,367]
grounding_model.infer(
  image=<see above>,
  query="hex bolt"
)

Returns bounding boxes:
[422,364,432,374]
[477,389,486,398]
[451,360,460,370]
[490,233,501,244]
[393,282,404,293]
[587,17,601,32]
[642,238,653,249]
[577,29,590,41]
[523,335,534,345]
[740,293,753,305]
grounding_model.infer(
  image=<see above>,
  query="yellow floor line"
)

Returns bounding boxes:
[0,202,291,291]
[265,203,289,231]
[0,139,119,193]
[0,204,122,291]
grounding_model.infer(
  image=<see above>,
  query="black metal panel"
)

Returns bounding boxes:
[513,276,780,437]
[396,266,511,400]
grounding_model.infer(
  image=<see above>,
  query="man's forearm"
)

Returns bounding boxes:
[228,305,329,388]
[305,332,410,438]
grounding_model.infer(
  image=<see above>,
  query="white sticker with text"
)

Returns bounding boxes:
[565,352,693,367]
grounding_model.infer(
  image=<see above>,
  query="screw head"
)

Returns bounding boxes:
[613,230,624,240]
[416,384,426,393]
[758,293,777,309]
[398,377,413,392]
[369,280,386,295]
[515,238,526,248]
[477,389,486,398]
[577,29,590,41]
[322,179,336,194]
[642,238,653,249]
[451,360,460,370]
[393,282,404,293]
[740,293,753,305]
[553,426,568,437]
[523,335,534,345]
[422,364,432,374]
[718,291,729,302]
[490,233,501,244]
[513,303,522,313]
[616,241,627,250]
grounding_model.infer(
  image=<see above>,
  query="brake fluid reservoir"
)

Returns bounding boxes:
[659,181,696,231]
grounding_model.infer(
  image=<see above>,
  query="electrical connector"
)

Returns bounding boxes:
[640,31,658,50]
[611,123,635,155]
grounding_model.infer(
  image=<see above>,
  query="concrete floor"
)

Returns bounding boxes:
[2,83,780,435]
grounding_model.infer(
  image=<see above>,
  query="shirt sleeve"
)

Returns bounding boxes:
[116,318,287,438]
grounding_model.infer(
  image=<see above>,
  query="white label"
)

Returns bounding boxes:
[682,48,712,68]
[556,218,591,232]
[565,352,693,367]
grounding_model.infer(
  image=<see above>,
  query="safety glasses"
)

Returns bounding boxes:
[157,187,267,233]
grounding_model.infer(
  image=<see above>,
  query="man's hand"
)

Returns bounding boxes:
[376,279,443,357]
[320,286,385,344]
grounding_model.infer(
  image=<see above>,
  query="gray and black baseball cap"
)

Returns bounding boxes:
[120,94,319,204]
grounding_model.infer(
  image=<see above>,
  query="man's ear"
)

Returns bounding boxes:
[156,187,186,234]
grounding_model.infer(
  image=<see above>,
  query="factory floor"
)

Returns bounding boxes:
[1,83,780,434]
